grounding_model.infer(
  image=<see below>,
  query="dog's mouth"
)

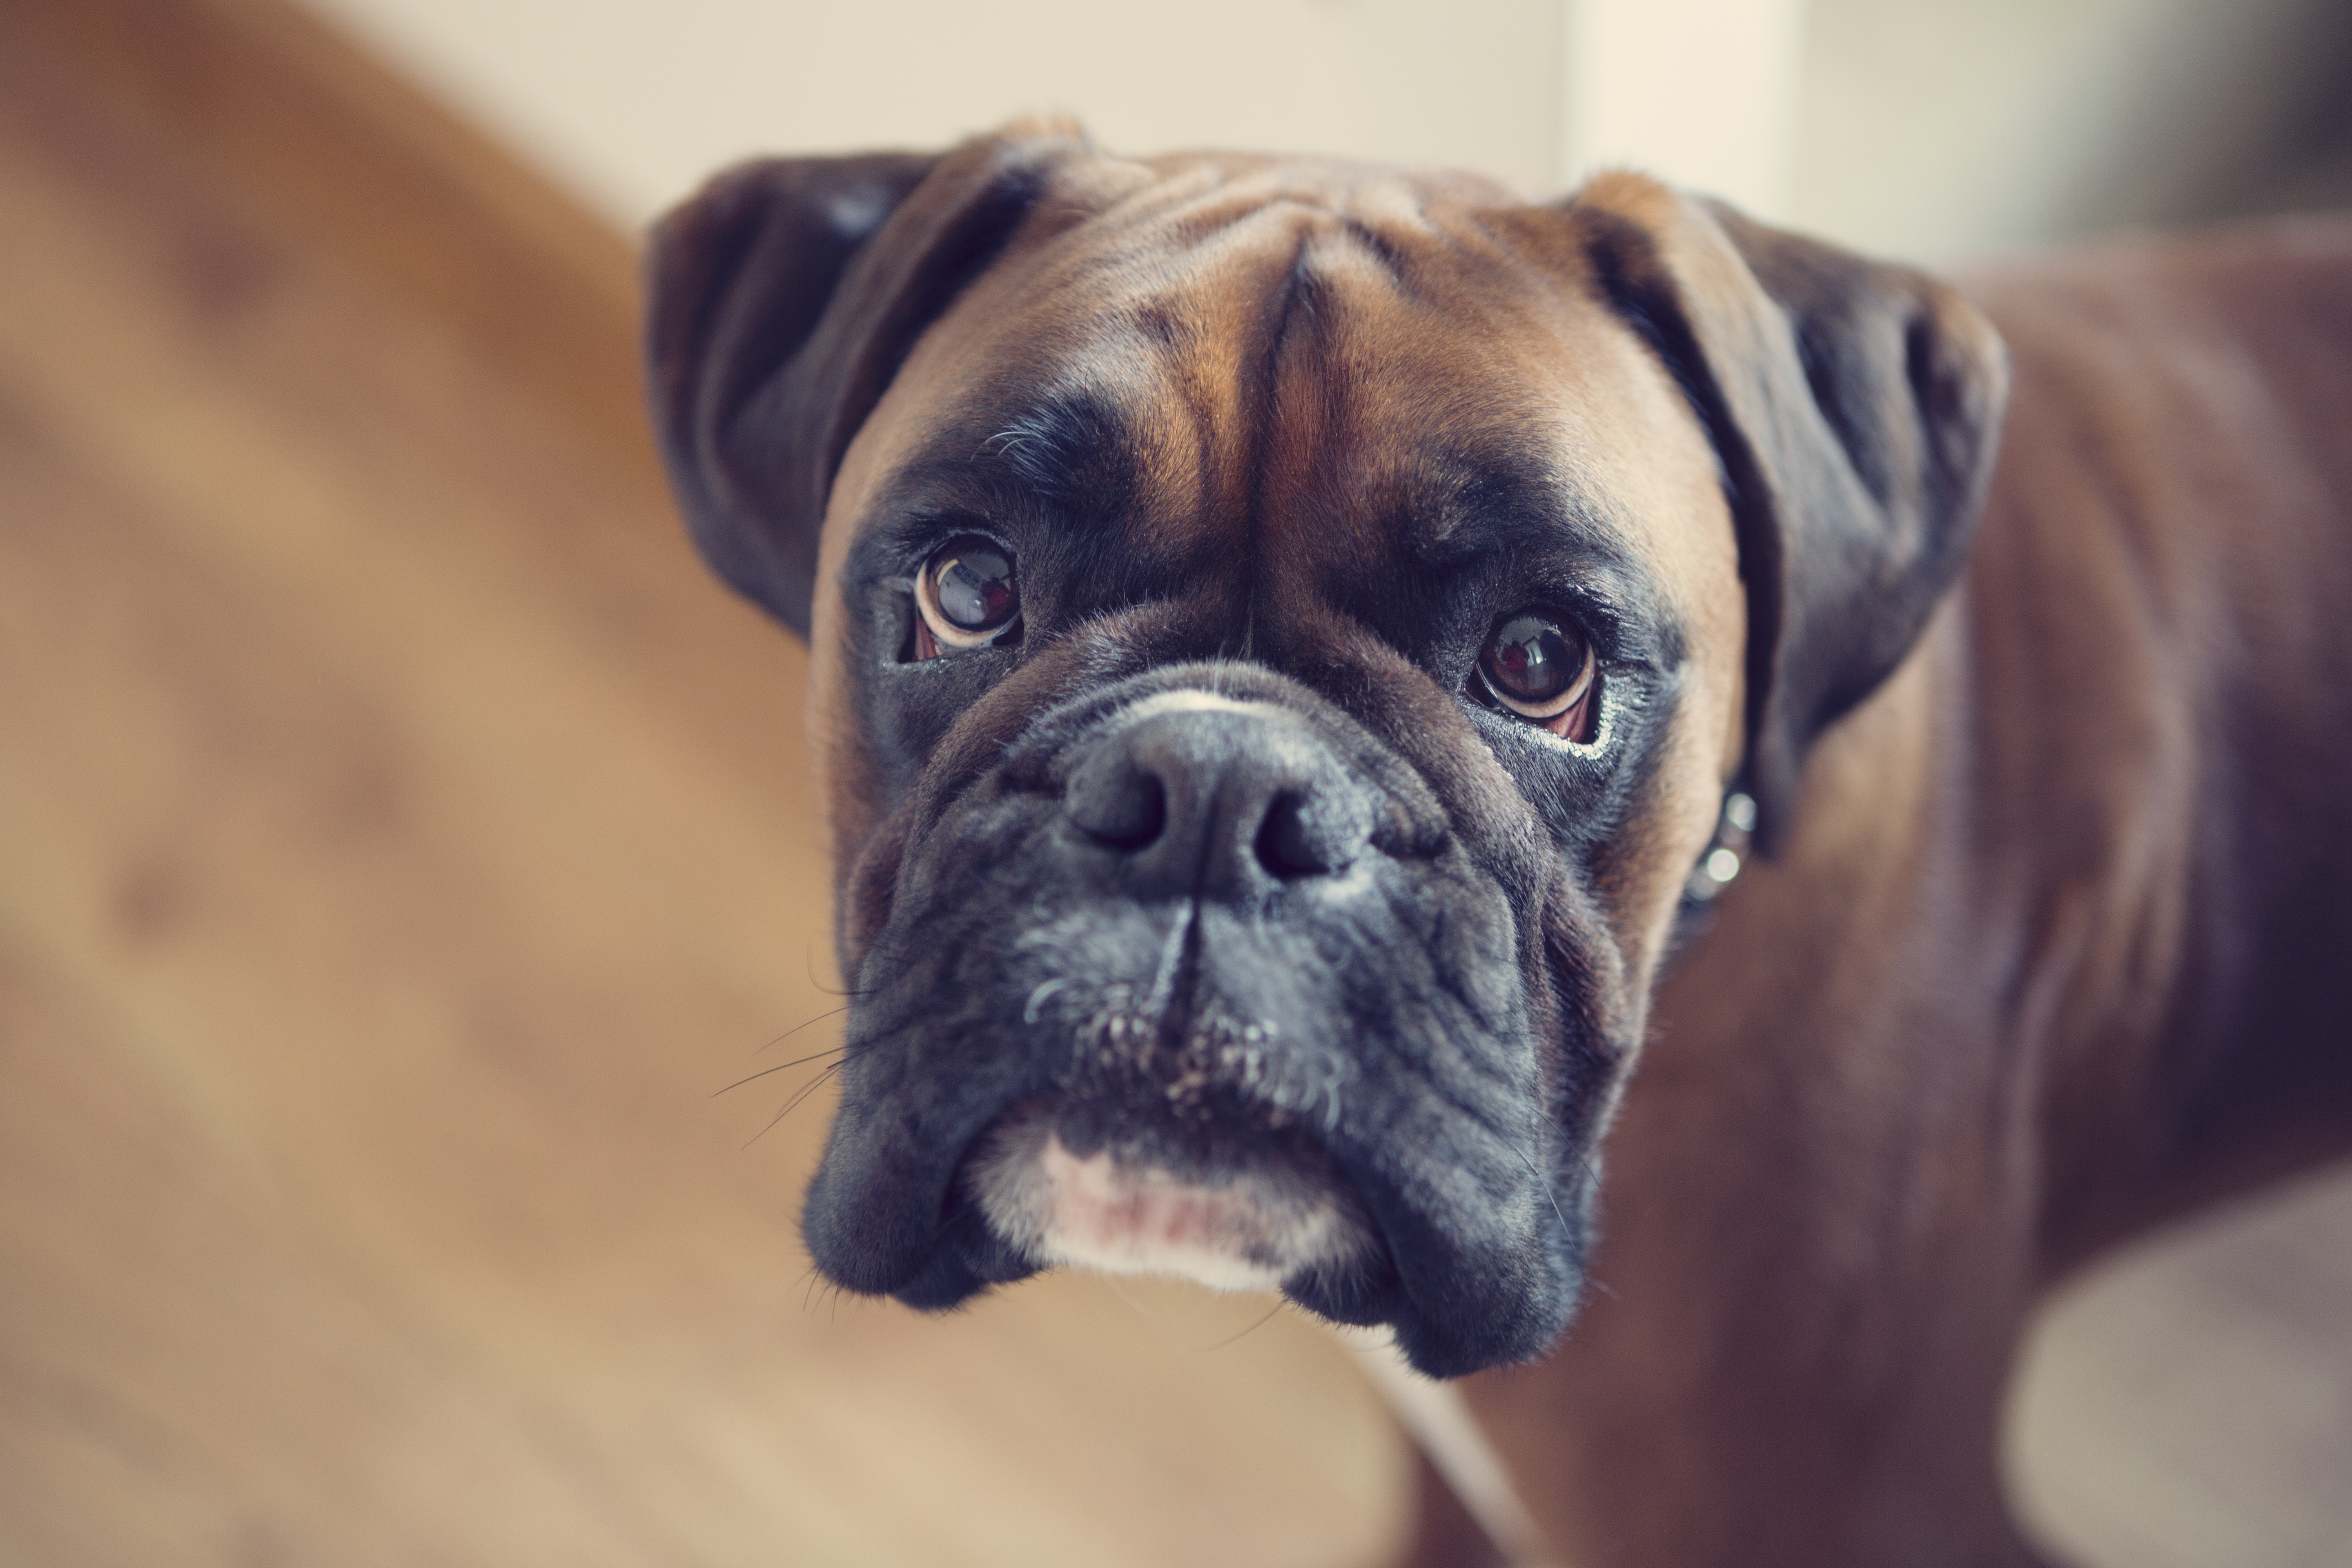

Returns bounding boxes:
[806,938,1595,1378]
[801,666,1610,1376]
[965,1097,1377,1294]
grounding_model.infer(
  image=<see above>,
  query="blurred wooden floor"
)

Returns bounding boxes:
[2009,1166,2352,1568]
[0,2,2344,1566]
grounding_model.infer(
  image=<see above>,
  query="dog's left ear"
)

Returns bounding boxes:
[1566,174,2009,855]
[646,125,1085,637]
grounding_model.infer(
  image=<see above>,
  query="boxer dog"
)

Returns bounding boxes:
[644,121,2352,1565]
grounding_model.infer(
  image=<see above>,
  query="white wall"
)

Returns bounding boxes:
[1562,0,1807,229]
[1791,0,2348,262]
[303,0,2345,266]
[302,0,1815,230]
[303,0,1566,220]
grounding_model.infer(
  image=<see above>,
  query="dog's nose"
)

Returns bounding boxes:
[1063,700,1376,900]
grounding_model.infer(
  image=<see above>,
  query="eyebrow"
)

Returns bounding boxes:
[1394,446,1678,639]
[1401,445,1615,561]
[964,390,1135,508]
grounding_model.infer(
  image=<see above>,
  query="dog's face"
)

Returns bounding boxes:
[648,128,2006,1376]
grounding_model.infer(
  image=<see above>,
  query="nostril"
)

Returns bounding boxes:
[1256,791,1350,879]
[1063,706,1381,894]
[1067,757,1167,851]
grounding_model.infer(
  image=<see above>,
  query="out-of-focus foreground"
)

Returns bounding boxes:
[0,2,2345,1567]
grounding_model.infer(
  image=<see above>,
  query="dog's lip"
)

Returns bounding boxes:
[813,1040,1579,1372]
[960,1094,1386,1295]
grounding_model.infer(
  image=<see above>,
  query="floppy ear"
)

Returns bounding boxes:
[645,127,1085,636]
[1567,174,2009,855]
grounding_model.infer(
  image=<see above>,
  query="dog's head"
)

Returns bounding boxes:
[646,124,2006,1376]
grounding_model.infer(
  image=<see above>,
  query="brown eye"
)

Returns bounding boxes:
[1478,611,1597,733]
[915,537,1020,651]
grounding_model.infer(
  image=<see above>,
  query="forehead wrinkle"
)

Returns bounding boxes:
[1271,226,1667,559]
[878,205,1312,572]
[1031,177,1334,303]
[1243,243,1684,666]
[1263,274,1597,554]
[1046,207,1321,541]
[1016,207,1322,584]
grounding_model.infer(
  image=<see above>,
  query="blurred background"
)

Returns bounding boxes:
[306,0,2352,258]
[1,1,2347,1566]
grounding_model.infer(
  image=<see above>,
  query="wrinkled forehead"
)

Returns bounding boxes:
[828,159,1726,612]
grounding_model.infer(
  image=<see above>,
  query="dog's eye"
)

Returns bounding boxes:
[1475,610,1597,738]
[913,536,1020,653]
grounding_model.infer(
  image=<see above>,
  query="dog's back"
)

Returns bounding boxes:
[1964,220,2352,1270]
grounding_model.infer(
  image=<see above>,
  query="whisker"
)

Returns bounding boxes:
[774,1061,846,1120]
[744,1060,848,1147]
[1200,1296,1287,1352]
[724,1008,938,1109]
[802,942,882,999]
[713,1044,850,1098]
[758,1006,850,1053]
[1505,1136,1575,1243]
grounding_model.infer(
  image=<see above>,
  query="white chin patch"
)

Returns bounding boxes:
[969,1109,1370,1292]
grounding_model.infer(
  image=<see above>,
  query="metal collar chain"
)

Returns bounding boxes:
[1682,790,1757,905]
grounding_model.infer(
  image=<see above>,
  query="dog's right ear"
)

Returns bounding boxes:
[646,129,1082,637]
[1563,174,2007,856]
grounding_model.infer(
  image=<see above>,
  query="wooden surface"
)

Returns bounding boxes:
[0,2,1404,1563]
[2009,1166,2352,1568]
[0,2,2345,1565]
